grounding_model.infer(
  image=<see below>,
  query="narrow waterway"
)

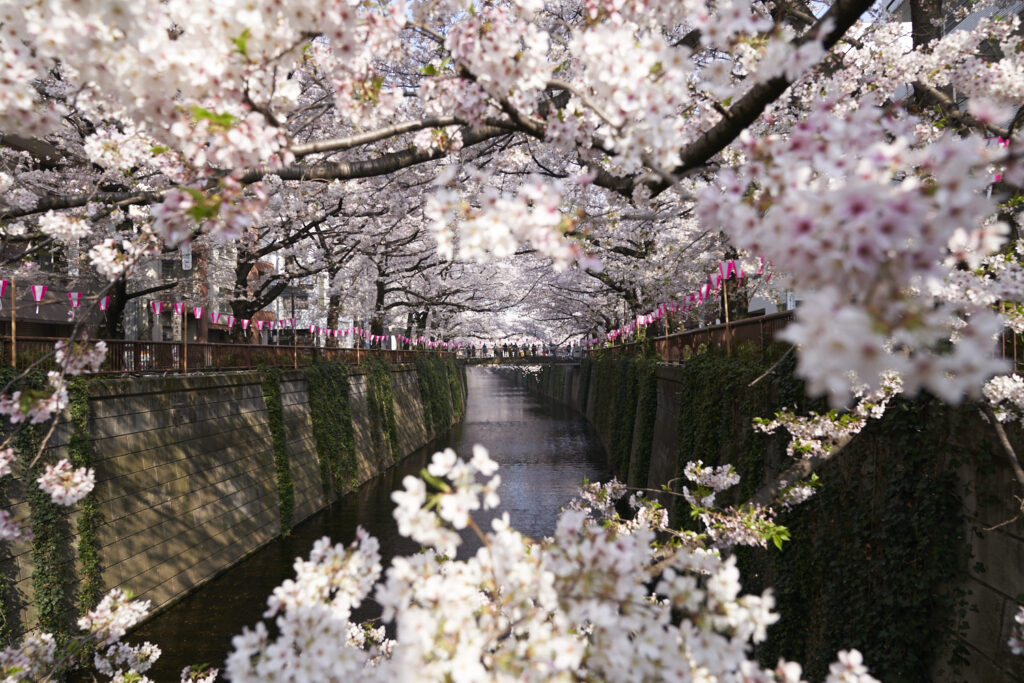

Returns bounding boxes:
[130,366,607,679]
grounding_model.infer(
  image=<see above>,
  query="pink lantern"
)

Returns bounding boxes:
[226,316,235,328]
[67,292,82,319]
[98,296,110,311]
[193,306,204,319]
[242,319,250,331]
[256,320,265,331]
[151,300,163,316]
[0,280,6,309]
[173,302,185,315]
[209,311,220,324]
[31,285,46,314]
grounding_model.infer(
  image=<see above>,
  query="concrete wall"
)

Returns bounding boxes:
[2,362,462,639]
[525,359,1024,682]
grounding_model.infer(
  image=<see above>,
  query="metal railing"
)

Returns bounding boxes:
[591,310,1024,370]
[585,310,796,361]
[0,337,454,375]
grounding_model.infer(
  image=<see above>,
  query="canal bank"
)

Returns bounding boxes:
[0,358,465,647]
[519,354,1024,682]
[129,366,608,679]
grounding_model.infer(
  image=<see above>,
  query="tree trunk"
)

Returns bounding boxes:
[370,279,386,336]
[100,276,128,338]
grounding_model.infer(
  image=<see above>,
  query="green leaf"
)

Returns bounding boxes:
[420,468,451,493]
[189,106,239,128]
[231,28,251,58]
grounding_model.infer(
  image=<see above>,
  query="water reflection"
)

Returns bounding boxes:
[130,366,606,679]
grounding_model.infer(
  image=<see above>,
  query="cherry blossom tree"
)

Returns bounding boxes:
[4,0,1024,678]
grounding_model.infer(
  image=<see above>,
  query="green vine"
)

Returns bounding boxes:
[627,357,658,489]
[67,377,103,615]
[579,357,593,415]
[12,368,78,653]
[445,359,466,422]
[303,362,357,496]
[668,349,966,680]
[362,357,400,460]
[611,359,639,479]
[260,368,294,533]
[415,356,452,436]
[539,350,969,679]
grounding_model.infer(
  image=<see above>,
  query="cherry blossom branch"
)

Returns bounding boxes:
[288,117,463,158]
[748,346,795,387]
[245,125,511,183]
[547,79,620,131]
[912,82,1010,139]
[747,437,854,508]
[0,190,166,221]
[979,401,1024,490]
[668,0,876,183]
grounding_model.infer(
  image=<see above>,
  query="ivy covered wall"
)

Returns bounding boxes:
[527,351,1018,682]
[0,359,468,649]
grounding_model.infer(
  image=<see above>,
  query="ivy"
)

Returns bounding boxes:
[445,359,466,422]
[739,397,967,680]
[628,357,659,489]
[303,362,357,496]
[554,350,968,680]
[67,377,103,615]
[260,368,294,534]
[362,357,400,461]
[579,357,593,415]
[415,356,452,436]
[8,368,78,654]
[668,349,966,680]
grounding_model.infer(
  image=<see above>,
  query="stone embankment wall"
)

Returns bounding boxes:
[523,355,1024,683]
[1,358,465,643]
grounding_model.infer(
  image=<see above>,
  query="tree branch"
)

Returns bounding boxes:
[666,0,875,186]
[288,116,462,158]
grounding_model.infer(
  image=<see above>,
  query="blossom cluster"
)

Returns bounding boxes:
[77,589,153,647]
[0,371,69,425]
[754,373,904,461]
[1010,605,1024,656]
[224,446,879,681]
[699,103,1009,406]
[94,641,162,679]
[36,459,96,507]
[426,170,588,272]
[55,340,108,376]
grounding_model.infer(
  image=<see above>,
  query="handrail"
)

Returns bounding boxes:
[583,310,796,362]
[0,337,455,375]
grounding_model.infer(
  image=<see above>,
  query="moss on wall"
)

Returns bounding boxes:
[67,377,103,615]
[260,368,294,533]
[541,350,969,681]
[416,357,451,436]
[303,362,357,495]
[0,368,79,653]
[362,357,400,460]
[671,351,967,681]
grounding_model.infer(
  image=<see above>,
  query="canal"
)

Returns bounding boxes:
[130,366,608,679]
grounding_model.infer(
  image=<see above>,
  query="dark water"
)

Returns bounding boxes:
[129,366,607,679]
